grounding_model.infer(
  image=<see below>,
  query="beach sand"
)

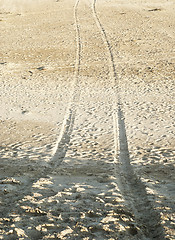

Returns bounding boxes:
[0,0,174,239]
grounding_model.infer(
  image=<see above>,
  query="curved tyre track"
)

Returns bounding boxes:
[92,0,165,239]
[91,0,118,91]
[50,0,81,167]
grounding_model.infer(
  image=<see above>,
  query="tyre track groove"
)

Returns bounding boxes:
[115,104,165,239]
[50,0,81,167]
[92,0,118,90]
[92,0,166,238]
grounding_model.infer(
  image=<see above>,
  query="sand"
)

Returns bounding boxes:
[0,0,175,239]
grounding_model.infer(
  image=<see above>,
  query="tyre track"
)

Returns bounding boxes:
[115,104,165,239]
[92,0,165,238]
[50,0,81,167]
[0,2,82,229]
[91,0,118,90]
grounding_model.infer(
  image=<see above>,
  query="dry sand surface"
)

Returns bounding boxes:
[0,0,175,239]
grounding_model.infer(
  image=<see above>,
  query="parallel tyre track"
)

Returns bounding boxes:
[92,0,166,239]
[50,0,81,167]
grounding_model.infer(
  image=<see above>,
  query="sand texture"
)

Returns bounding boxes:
[0,0,175,239]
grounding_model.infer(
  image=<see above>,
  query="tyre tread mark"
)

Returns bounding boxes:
[116,105,165,239]
[92,1,165,238]
[50,0,81,166]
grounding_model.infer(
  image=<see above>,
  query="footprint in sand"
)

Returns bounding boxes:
[21,110,29,115]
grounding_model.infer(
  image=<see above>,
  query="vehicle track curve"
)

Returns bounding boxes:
[92,0,166,238]
[50,0,81,167]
